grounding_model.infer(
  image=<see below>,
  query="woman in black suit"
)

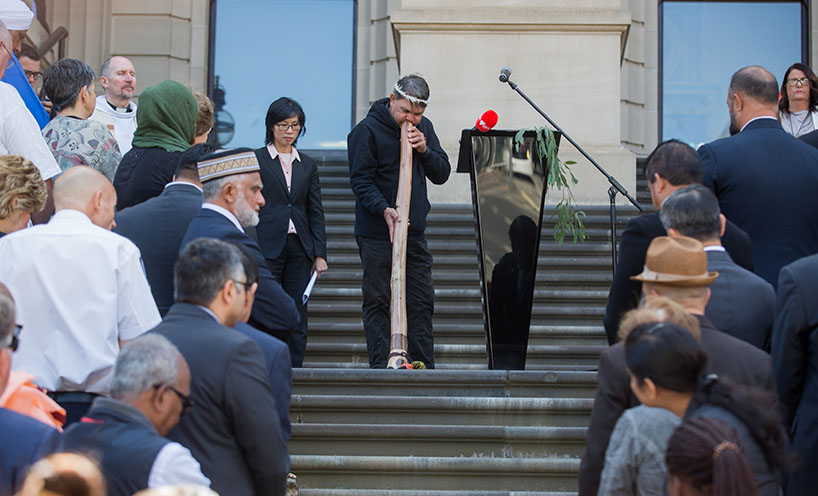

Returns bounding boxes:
[254,97,327,368]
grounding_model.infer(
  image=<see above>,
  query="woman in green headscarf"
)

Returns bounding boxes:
[112,80,198,210]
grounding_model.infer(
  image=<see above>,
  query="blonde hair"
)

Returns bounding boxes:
[0,155,46,218]
[192,91,214,138]
[618,296,701,341]
[16,453,106,496]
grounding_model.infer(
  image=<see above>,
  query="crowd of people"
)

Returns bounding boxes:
[3,1,818,495]
[0,0,450,493]
[585,65,818,496]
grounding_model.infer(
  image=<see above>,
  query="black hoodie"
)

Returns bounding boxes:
[347,97,451,240]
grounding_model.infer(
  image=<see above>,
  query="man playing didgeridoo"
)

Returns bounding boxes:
[347,74,451,369]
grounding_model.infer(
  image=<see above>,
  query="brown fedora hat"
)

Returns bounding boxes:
[631,236,718,287]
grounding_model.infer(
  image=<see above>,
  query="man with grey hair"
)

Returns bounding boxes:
[347,73,451,368]
[150,237,289,496]
[63,334,210,496]
[90,55,137,155]
[181,147,299,343]
[0,283,61,495]
[660,184,775,350]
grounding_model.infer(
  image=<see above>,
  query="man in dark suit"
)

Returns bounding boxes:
[233,243,292,447]
[699,65,818,288]
[181,148,299,343]
[115,143,218,315]
[772,253,818,495]
[579,236,775,496]
[0,286,61,495]
[660,185,775,350]
[150,238,288,496]
[604,139,753,344]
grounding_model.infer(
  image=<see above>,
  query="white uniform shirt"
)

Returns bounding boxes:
[90,95,138,155]
[0,81,61,180]
[149,443,212,488]
[0,209,161,393]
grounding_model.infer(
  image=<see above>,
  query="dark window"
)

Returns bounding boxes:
[208,0,356,149]
[660,1,806,147]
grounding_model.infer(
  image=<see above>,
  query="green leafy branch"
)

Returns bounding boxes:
[514,127,587,244]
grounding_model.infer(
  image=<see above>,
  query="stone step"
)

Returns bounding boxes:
[290,455,580,492]
[309,287,608,303]
[291,369,598,398]
[290,423,587,457]
[300,491,575,496]
[325,239,617,256]
[303,323,606,347]
[291,395,592,427]
[301,343,604,369]
[314,270,612,289]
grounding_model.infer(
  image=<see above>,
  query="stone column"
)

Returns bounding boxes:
[391,0,636,205]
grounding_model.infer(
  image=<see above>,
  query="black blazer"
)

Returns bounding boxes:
[114,183,203,316]
[151,303,288,496]
[235,321,292,444]
[578,314,775,496]
[705,249,775,351]
[113,147,184,210]
[254,148,327,261]
[700,118,818,287]
[603,211,753,343]
[772,254,818,494]
[181,207,300,342]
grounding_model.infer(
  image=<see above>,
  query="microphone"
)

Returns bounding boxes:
[475,110,498,132]
[499,67,512,83]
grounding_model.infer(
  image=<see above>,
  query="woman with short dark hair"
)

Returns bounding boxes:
[779,62,818,137]
[254,97,327,367]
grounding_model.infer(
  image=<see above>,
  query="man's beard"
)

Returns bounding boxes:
[728,104,740,136]
[235,193,259,227]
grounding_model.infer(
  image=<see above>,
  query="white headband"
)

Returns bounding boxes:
[393,82,428,106]
[0,0,33,30]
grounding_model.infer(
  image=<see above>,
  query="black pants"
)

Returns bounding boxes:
[48,392,97,427]
[267,233,312,368]
[356,236,435,369]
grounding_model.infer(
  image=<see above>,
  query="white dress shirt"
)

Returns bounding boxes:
[0,209,161,393]
[149,442,211,488]
[0,81,61,180]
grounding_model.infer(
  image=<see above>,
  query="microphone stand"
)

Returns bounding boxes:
[500,73,643,276]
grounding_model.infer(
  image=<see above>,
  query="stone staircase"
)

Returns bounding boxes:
[289,151,640,495]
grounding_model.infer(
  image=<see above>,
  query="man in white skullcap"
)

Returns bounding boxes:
[0,19,59,222]
[0,0,49,129]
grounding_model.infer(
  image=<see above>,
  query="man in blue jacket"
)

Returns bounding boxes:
[347,74,451,369]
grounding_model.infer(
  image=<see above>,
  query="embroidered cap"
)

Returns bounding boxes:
[197,148,260,182]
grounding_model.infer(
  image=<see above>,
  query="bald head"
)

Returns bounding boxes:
[54,166,117,230]
[730,66,779,106]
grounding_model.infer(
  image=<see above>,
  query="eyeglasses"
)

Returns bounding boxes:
[275,123,301,131]
[154,383,195,416]
[2,44,14,70]
[787,77,810,87]
[2,324,21,352]
[24,70,42,81]
[230,278,253,292]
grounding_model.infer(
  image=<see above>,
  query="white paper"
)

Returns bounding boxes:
[302,270,318,305]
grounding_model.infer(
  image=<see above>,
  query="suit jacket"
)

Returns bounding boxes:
[113,147,184,210]
[0,407,62,495]
[603,211,753,343]
[114,183,204,316]
[700,118,818,287]
[705,249,775,351]
[578,314,775,496]
[254,148,327,261]
[235,321,292,443]
[181,208,300,342]
[771,254,818,495]
[151,303,288,496]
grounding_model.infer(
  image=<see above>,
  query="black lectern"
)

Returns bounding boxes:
[457,129,560,370]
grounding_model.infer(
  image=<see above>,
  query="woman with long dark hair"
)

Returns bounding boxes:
[779,62,818,137]
[623,322,791,496]
[254,97,327,368]
[666,416,757,496]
